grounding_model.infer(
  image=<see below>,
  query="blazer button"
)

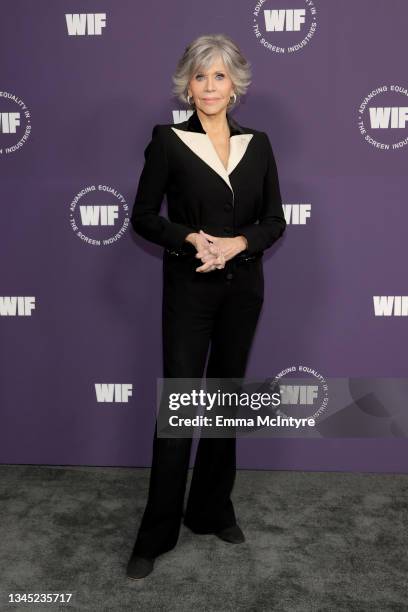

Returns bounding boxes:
[226,272,234,280]
[223,226,233,234]
[224,203,233,212]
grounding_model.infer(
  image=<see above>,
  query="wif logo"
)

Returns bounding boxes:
[0,297,36,316]
[252,1,317,54]
[65,14,107,36]
[0,92,31,154]
[172,110,194,124]
[280,385,318,404]
[283,204,311,224]
[358,85,408,150]
[264,8,306,31]
[69,184,129,246]
[373,296,408,316]
[271,365,329,421]
[95,384,133,403]
[369,107,408,130]
[0,113,20,133]
[80,206,119,226]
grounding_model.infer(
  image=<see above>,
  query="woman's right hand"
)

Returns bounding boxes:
[185,231,226,273]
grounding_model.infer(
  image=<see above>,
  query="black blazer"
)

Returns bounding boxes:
[131,109,286,257]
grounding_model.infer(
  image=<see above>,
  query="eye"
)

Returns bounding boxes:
[194,73,225,80]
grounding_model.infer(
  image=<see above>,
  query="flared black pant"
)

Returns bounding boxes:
[131,251,264,559]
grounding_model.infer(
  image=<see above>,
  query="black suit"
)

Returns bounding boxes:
[129,109,286,559]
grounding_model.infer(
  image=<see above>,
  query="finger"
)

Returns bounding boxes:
[197,265,214,273]
[199,230,212,241]
[196,260,217,272]
[200,256,214,265]
[200,230,217,242]
[195,247,212,259]
[198,251,216,263]
[214,252,226,264]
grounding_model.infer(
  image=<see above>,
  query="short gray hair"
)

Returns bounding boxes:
[172,33,252,109]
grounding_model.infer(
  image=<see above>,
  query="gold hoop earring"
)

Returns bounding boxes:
[187,95,195,106]
[230,93,237,104]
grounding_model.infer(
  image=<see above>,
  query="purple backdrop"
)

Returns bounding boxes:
[1,1,407,471]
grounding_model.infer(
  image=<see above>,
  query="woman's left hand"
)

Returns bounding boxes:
[195,230,248,273]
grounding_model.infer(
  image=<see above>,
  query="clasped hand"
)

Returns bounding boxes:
[192,230,246,273]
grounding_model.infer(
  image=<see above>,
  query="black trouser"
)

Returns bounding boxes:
[131,251,264,559]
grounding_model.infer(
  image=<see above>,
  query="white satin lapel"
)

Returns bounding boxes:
[171,127,253,194]
[227,134,254,175]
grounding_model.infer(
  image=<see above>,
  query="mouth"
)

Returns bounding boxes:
[202,98,220,103]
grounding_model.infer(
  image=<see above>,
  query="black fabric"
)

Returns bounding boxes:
[130,109,286,256]
[131,255,264,558]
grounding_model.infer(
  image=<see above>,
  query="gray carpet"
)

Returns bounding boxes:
[0,464,407,611]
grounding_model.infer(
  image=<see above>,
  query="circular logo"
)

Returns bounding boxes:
[252,0,317,54]
[270,365,329,421]
[69,184,129,246]
[358,85,408,150]
[0,91,32,155]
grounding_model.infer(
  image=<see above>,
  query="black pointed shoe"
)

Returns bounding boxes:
[126,555,155,580]
[215,524,245,544]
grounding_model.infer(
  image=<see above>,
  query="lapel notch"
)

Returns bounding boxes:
[171,109,253,194]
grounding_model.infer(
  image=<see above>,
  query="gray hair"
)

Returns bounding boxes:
[172,33,252,110]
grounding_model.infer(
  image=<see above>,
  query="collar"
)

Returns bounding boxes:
[171,108,253,195]
[185,108,246,136]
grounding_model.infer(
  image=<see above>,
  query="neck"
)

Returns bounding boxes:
[196,107,230,137]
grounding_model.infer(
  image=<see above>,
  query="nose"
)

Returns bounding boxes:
[205,76,216,91]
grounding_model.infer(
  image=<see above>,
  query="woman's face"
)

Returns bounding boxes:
[187,56,235,116]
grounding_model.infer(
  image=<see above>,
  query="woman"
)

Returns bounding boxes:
[127,33,286,579]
